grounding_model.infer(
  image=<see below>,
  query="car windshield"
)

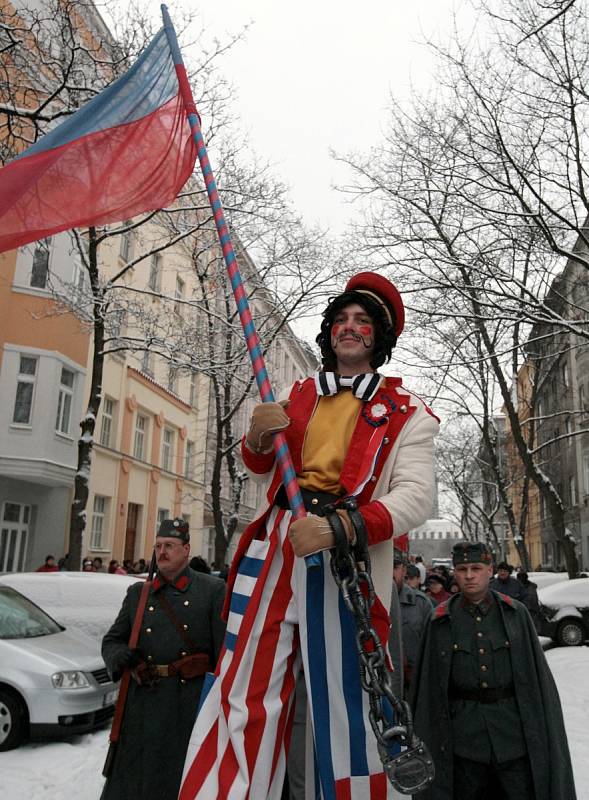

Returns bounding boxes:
[0,586,62,639]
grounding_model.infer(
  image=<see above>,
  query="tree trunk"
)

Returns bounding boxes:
[67,228,105,570]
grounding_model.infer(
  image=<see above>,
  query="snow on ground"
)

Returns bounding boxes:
[1,646,588,798]
[546,647,589,794]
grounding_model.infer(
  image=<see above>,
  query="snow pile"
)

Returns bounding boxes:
[527,571,570,589]
[546,647,589,793]
[538,578,589,609]
[0,572,141,641]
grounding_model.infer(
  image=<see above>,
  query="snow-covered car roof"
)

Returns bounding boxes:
[527,572,570,589]
[0,572,143,642]
[537,578,589,608]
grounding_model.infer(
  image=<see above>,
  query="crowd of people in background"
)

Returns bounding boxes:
[401,554,542,632]
[36,552,231,581]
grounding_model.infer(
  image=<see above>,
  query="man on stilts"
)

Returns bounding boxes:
[180,271,439,800]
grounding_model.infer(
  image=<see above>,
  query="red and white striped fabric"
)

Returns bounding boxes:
[180,505,401,800]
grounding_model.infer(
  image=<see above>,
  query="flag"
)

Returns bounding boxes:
[0,27,196,253]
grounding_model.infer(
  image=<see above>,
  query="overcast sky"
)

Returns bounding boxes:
[162,0,472,234]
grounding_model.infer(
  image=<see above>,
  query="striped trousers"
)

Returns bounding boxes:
[180,506,401,800]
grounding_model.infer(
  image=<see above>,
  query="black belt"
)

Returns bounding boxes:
[450,686,515,704]
[274,485,340,515]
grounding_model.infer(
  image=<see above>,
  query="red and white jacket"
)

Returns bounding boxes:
[227,376,439,616]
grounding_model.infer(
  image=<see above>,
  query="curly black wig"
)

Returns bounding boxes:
[316,290,398,372]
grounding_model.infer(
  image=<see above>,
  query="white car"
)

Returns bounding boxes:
[537,578,589,646]
[0,583,117,750]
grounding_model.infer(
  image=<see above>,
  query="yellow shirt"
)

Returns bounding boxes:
[297,391,361,494]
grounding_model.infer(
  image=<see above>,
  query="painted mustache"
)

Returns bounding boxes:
[335,333,373,349]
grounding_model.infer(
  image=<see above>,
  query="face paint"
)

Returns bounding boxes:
[358,325,372,337]
[331,323,342,338]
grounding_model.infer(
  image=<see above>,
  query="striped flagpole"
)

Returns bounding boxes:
[161,6,320,567]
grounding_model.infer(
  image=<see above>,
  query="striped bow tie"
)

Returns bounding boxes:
[314,371,383,402]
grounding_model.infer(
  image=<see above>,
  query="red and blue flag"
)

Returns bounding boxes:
[0,27,196,253]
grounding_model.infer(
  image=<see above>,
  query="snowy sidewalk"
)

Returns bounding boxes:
[1,647,588,798]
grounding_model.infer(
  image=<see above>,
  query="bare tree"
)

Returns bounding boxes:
[337,0,589,575]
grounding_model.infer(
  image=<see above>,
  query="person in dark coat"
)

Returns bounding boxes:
[410,541,576,800]
[391,551,432,693]
[490,561,527,603]
[100,518,226,800]
[517,571,540,631]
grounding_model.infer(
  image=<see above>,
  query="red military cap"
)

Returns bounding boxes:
[345,272,405,338]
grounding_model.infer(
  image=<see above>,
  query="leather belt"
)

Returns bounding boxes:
[450,685,515,704]
[274,485,340,515]
[153,653,210,679]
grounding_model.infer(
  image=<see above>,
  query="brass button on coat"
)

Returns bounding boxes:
[146,627,152,634]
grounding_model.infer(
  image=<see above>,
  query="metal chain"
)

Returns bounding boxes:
[329,523,435,794]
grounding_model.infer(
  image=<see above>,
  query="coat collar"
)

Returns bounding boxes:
[152,566,191,593]
[434,589,513,620]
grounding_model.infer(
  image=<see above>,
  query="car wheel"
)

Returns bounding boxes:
[556,619,586,647]
[0,689,28,751]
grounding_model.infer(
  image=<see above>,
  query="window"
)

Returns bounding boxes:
[167,364,178,393]
[148,253,161,291]
[584,454,589,495]
[119,223,133,261]
[184,440,194,479]
[157,507,169,537]
[109,309,126,343]
[161,427,174,471]
[565,417,573,446]
[55,367,75,434]
[100,398,115,447]
[580,384,586,413]
[570,476,577,507]
[562,361,570,388]
[133,414,148,460]
[174,275,185,315]
[0,502,30,572]
[189,372,197,406]
[141,350,154,376]
[30,238,51,288]
[90,495,108,549]
[12,355,37,425]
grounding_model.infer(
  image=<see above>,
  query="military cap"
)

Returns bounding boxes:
[157,517,190,543]
[393,547,407,566]
[452,541,492,566]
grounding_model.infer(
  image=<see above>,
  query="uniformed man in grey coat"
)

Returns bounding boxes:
[391,551,432,694]
[101,518,226,800]
[411,541,576,800]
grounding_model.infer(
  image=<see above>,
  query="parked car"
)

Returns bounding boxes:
[0,583,117,750]
[537,578,589,646]
[0,571,142,642]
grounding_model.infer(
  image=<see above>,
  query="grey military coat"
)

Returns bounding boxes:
[100,566,226,800]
